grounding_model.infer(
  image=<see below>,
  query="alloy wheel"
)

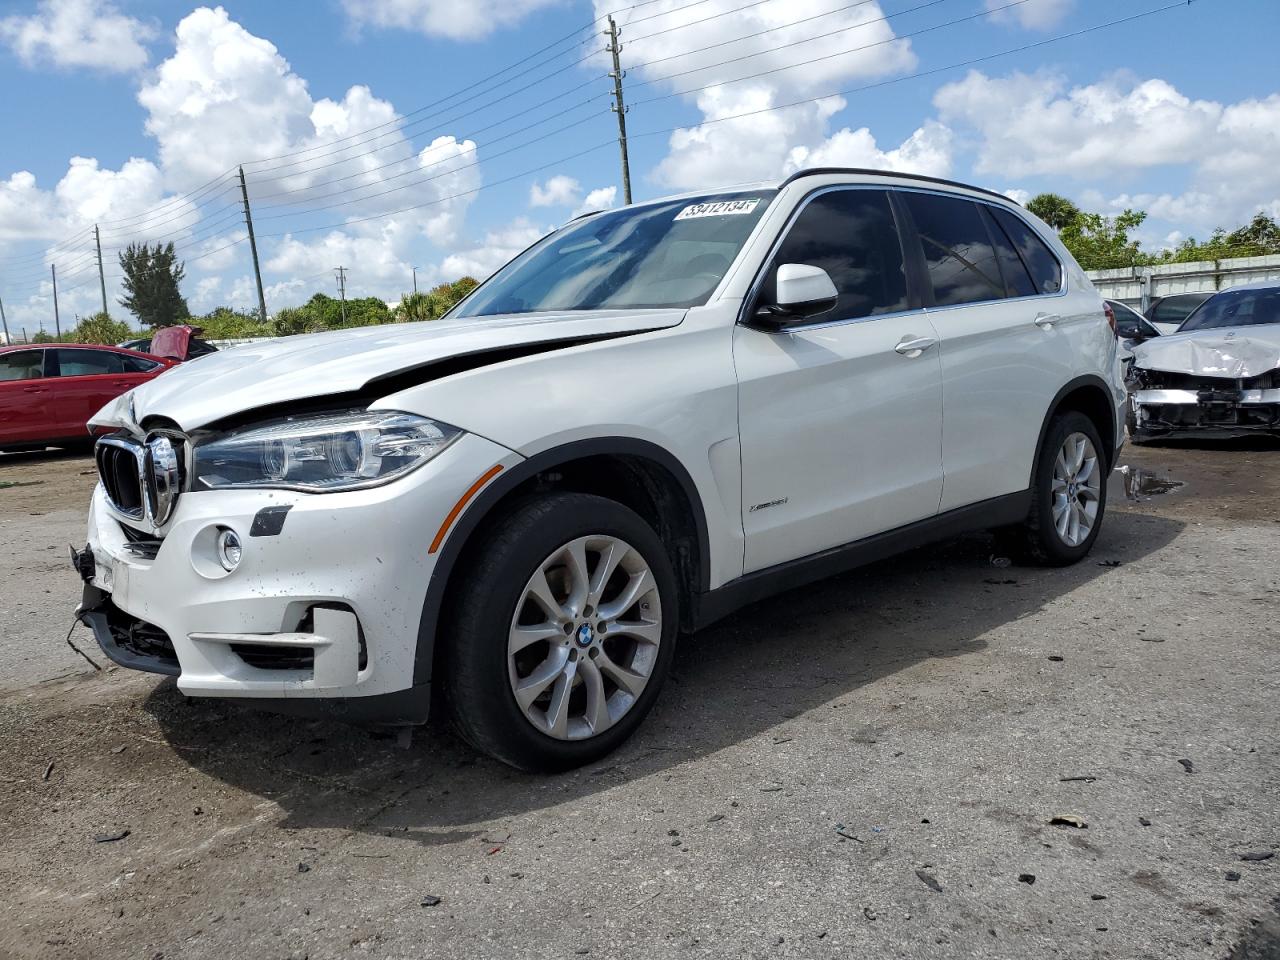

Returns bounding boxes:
[507,535,662,740]
[1050,431,1101,547]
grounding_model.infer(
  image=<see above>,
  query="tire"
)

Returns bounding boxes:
[1010,411,1108,566]
[439,492,678,772]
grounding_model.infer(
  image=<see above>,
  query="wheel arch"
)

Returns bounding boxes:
[1031,374,1119,483]
[414,437,711,689]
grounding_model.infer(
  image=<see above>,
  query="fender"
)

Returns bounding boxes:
[1030,373,1122,481]
[412,436,712,688]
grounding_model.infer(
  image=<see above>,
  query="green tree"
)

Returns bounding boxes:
[118,241,189,328]
[391,276,479,322]
[1152,212,1280,263]
[1058,209,1148,270]
[1026,193,1082,231]
[191,306,270,340]
[31,330,56,343]
[71,312,134,345]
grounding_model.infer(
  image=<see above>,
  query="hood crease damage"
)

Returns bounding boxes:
[90,310,686,433]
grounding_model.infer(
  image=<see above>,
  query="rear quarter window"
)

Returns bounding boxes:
[990,207,1063,295]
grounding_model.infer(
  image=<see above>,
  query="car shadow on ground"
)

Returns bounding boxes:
[0,444,92,466]
[142,504,1184,845]
[1132,435,1280,452]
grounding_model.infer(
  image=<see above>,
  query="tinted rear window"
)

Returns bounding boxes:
[990,207,1063,295]
[903,192,1004,307]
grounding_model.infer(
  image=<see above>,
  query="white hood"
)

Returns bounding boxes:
[92,309,685,431]
[1131,325,1280,379]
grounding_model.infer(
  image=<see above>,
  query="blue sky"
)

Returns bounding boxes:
[0,0,1276,334]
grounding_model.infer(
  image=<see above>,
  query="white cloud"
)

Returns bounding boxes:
[984,0,1073,31]
[341,0,562,40]
[935,72,1280,232]
[934,72,1221,179]
[572,186,617,218]
[530,175,582,208]
[600,0,918,190]
[439,218,548,281]
[785,120,953,179]
[133,7,481,301]
[0,0,155,73]
[1002,188,1031,206]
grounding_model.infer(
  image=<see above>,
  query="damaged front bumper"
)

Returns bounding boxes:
[1129,384,1280,440]
[73,431,521,723]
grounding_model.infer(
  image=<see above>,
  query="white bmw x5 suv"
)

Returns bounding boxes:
[75,169,1125,771]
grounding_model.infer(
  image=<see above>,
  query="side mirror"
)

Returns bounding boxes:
[755,263,838,328]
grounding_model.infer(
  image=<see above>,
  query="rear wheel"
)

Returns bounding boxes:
[440,492,677,771]
[1010,411,1107,566]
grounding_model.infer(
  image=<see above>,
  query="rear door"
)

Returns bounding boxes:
[895,190,1089,511]
[0,349,53,445]
[46,348,139,437]
[734,187,944,573]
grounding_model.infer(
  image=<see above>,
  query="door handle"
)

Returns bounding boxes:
[22,386,43,393]
[894,335,937,357]
[1034,312,1061,328]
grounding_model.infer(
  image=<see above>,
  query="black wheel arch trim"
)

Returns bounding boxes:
[413,436,712,687]
[1031,374,1121,482]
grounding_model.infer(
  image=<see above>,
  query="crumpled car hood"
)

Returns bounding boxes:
[1131,325,1280,379]
[92,309,685,431]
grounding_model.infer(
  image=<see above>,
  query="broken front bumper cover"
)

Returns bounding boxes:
[1130,386,1280,439]
[73,431,522,724]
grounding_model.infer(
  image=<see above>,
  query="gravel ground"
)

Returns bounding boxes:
[1,440,1277,960]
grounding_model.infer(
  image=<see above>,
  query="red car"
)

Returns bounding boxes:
[0,343,176,452]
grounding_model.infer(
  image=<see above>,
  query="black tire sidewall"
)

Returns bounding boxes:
[1031,411,1108,563]
[444,493,678,772]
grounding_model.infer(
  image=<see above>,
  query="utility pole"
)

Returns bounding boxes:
[412,266,418,295]
[605,15,632,205]
[334,266,347,325]
[94,224,109,317]
[0,295,9,346]
[51,264,61,338]
[238,166,269,323]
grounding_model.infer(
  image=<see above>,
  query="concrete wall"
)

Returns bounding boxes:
[1087,254,1280,311]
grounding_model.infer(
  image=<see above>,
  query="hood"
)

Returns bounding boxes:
[92,309,685,431]
[1131,325,1280,379]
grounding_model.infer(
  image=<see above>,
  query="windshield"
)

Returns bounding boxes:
[1149,294,1209,325]
[452,190,777,318]
[1178,287,1280,332]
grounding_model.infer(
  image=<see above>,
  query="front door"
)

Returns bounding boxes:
[0,349,53,446]
[734,188,944,574]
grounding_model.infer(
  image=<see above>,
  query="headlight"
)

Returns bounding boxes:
[192,410,462,492]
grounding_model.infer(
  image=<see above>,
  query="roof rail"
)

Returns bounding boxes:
[778,167,1014,204]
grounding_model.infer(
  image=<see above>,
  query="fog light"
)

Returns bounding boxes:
[216,528,242,571]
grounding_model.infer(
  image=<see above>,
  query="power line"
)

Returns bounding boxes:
[626,0,938,72]
[628,0,1031,101]
[246,0,1189,247]
[231,0,967,219]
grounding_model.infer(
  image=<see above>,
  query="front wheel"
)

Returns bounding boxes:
[440,492,678,772]
[1010,411,1108,566]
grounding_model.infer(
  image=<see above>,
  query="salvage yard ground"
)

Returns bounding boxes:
[1,442,1277,959]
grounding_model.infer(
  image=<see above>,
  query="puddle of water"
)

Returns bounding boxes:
[1118,465,1184,501]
